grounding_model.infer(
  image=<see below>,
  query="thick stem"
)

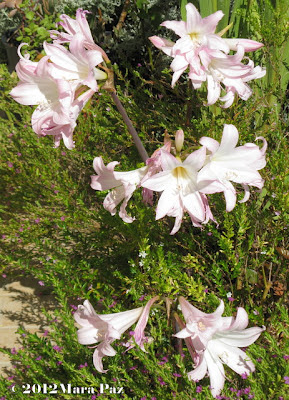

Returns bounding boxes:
[110,91,149,162]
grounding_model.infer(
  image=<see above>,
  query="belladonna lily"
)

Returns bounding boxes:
[90,142,171,223]
[10,52,94,149]
[74,298,158,373]
[141,147,221,234]
[91,157,148,223]
[198,124,267,211]
[175,297,265,398]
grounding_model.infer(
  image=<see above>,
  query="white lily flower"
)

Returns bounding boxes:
[175,297,265,398]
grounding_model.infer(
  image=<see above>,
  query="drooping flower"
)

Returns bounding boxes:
[141,147,220,234]
[91,157,148,223]
[198,124,267,211]
[175,297,265,398]
[91,142,171,222]
[74,298,157,372]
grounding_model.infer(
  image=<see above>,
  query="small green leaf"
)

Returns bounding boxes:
[26,11,35,20]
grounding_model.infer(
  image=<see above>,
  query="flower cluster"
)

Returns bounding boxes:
[10,9,108,149]
[91,124,267,234]
[74,297,265,399]
[150,3,266,107]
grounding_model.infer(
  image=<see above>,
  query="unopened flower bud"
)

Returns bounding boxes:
[175,129,184,153]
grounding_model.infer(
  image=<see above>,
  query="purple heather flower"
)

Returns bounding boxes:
[173,373,182,377]
[284,376,289,384]
[60,216,65,221]
[43,330,49,336]
[7,162,13,168]
[36,356,42,361]
[53,345,62,352]
[241,373,248,379]
[2,274,7,278]
[283,355,289,360]
[11,348,17,354]
[196,386,202,393]
[34,218,40,223]
[38,281,45,286]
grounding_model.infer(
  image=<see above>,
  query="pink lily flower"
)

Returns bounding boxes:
[198,124,267,211]
[74,298,158,372]
[10,53,94,149]
[43,37,107,92]
[175,297,265,398]
[50,8,109,61]
[91,142,171,222]
[141,147,218,234]
[91,157,148,223]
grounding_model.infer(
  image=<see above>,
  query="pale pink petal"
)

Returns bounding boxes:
[130,296,159,352]
[215,326,265,347]
[212,340,255,375]
[156,189,178,220]
[149,36,175,56]
[160,20,187,37]
[185,3,203,32]
[202,11,224,33]
[188,352,208,381]
[206,74,221,105]
[205,346,226,398]
[224,38,264,52]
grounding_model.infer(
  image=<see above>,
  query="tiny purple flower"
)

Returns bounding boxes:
[196,386,202,393]
[53,345,62,353]
[38,281,45,286]
[284,376,289,384]
[7,162,13,168]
